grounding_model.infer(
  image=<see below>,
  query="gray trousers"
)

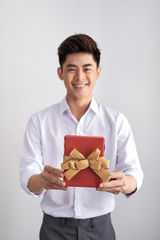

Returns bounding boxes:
[40,212,116,240]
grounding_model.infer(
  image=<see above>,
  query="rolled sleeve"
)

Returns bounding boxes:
[116,114,144,195]
[20,114,44,197]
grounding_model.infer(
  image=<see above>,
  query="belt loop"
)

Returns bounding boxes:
[61,217,66,226]
[89,217,94,229]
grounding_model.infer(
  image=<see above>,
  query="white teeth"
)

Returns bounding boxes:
[73,83,88,88]
[75,84,85,87]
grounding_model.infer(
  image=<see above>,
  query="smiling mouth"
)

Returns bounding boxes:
[72,83,89,88]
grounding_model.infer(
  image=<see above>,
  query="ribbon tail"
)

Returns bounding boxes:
[64,169,80,181]
[92,167,111,182]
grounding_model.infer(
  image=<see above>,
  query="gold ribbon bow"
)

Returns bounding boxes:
[61,148,111,182]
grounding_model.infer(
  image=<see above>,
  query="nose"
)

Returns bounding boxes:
[75,69,85,82]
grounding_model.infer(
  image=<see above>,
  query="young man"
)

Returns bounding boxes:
[20,34,143,240]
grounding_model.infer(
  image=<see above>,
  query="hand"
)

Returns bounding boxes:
[40,165,68,191]
[28,165,68,194]
[96,171,137,195]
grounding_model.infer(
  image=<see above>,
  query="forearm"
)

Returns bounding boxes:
[28,174,45,195]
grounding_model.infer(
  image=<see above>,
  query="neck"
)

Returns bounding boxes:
[66,96,92,121]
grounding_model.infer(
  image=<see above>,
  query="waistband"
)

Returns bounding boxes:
[43,212,111,227]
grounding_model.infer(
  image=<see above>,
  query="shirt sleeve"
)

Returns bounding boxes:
[19,114,44,196]
[116,113,144,196]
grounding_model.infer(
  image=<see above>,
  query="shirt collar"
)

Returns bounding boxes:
[59,97,70,114]
[59,96,99,115]
[89,97,99,115]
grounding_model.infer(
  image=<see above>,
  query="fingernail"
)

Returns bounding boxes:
[62,182,66,186]
[99,183,104,188]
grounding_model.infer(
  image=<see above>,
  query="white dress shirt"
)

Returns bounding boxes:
[20,97,143,219]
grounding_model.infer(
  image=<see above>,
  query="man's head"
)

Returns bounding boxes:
[58,34,101,69]
[57,34,101,103]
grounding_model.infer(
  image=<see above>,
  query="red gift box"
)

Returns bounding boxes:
[63,135,105,187]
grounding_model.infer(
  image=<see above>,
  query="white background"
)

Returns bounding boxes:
[0,0,160,239]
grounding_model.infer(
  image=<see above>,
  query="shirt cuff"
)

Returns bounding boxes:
[123,169,144,198]
[20,170,44,198]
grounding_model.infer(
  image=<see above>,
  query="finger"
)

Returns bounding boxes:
[98,181,121,189]
[110,171,125,180]
[42,171,65,187]
[45,183,68,191]
[44,165,64,178]
[97,186,123,194]
[98,176,126,190]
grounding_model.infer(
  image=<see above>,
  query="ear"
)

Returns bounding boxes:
[57,67,63,80]
[96,66,101,80]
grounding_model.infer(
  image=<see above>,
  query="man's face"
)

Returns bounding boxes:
[57,53,101,102]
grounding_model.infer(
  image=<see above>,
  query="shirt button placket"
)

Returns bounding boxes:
[76,123,80,135]
[76,120,83,136]
[74,120,83,218]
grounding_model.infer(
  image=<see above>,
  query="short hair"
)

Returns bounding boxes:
[58,34,101,68]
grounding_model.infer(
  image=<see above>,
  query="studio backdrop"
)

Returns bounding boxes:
[0,0,159,239]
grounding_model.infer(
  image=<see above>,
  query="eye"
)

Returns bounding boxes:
[84,68,91,72]
[68,68,75,72]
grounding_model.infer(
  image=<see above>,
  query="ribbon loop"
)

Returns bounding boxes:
[61,162,69,170]
[87,148,100,160]
[69,148,85,160]
[98,157,110,169]
[89,160,101,170]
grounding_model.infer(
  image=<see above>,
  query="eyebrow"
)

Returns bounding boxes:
[67,64,76,68]
[83,64,93,67]
[67,64,93,68]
